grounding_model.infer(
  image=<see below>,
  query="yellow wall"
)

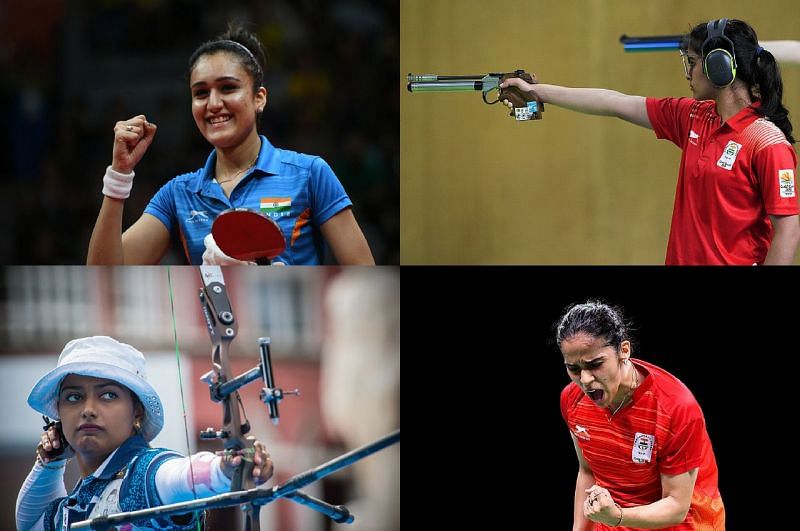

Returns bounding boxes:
[401,0,800,264]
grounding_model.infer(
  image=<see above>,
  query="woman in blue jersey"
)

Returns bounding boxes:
[87,24,374,265]
[16,336,273,530]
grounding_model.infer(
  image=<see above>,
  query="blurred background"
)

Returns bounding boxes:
[401,0,800,264]
[0,0,398,264]
[0,266,400,531]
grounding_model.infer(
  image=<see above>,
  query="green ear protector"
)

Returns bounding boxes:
[702,18,737,88]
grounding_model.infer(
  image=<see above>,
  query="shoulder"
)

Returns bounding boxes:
[168,167,206,186]
[274,147,325,173]
[741,117,793,153]
[560,381,584,410]
[128,447,183,478]
[641,361,702,419]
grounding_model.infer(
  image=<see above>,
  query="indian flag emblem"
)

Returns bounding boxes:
[261,197,292,217]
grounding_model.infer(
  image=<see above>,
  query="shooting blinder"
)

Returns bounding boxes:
[702,18,737,88]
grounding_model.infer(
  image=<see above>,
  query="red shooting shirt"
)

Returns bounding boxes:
[646,97,798,265]
[561,359,725,530]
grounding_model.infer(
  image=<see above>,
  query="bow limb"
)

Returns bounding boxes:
[198,266,259,530]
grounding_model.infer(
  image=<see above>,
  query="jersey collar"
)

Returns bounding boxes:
[721,100,762,133]
[191,135,281,194]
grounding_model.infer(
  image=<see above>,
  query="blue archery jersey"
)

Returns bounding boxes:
[144,135,352,264]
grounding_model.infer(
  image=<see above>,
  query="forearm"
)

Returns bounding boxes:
[617,496,688,528]
[87,196,126,264]
[534,84,649,127]
[764,222,800,265]
[155,452,232,504]
[573,468,595,531]
[16,461,68,530]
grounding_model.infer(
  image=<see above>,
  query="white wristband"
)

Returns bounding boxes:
[102,165,135,199]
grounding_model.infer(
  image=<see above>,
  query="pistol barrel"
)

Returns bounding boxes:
[407,73,489,93]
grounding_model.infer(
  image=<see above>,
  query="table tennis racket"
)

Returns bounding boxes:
[211,208,286,265]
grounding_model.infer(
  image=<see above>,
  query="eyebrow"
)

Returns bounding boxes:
[60,382,123,392]
[191,76,243,88]
[565,356,605,366]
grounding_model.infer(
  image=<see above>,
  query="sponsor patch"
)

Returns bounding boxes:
[716,141,742,170]
[186,210,209,223]
[688,130,699,146]
[632,432,655,464]
[779,169,796,198]
[573,424,590,441]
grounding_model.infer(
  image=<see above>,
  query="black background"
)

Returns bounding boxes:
[404,267,789,529]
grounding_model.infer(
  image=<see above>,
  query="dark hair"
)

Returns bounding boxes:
[682,19,794,144]
[188,23,268,92]
[555,300,631,351]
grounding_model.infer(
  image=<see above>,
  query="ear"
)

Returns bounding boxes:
[619,340,632,361]
[133,400,144,422]
[256,86,268,113]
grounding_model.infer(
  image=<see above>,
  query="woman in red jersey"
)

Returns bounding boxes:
[502,18,799,265]
[557,301,724,530]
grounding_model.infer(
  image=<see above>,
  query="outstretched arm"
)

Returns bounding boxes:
[501,78,652,129]
[760,40,800,64]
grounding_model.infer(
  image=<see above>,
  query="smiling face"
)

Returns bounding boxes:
[57,374,143,462]
[190,51,267,149]
[560,332,631,409]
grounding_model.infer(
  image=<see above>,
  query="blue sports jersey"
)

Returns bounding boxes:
[144,135,352,264]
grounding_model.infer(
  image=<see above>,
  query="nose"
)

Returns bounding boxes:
[81,396,98,419]
[579,369,594,386]
[208,89,223,111]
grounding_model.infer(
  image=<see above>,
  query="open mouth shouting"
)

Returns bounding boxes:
[585,388,606,404]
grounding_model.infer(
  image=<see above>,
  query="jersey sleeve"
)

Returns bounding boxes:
[646,97,696,149]
[752,143,799,215]
[308,157,353,226]
[143,179,178,233]
[658,402,706,475]
[560,384,579,425]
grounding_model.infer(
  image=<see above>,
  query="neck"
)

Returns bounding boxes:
[609,361,638,412]
[215,131,261,178]
[75,451,111,478]
[715,82,753,122]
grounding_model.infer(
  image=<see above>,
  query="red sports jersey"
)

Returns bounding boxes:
[560,359,725,530]
[646,97,798,265]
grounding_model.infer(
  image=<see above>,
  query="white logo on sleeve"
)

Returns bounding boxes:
[779,169,796,198]
[632,432,655,463]
[716,141,742,170]
[574,424,590,440]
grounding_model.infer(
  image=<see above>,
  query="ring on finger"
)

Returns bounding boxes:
[125,125,133,132]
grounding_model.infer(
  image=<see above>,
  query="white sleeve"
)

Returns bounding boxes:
[15,460,68,531]
[154,451,232,504]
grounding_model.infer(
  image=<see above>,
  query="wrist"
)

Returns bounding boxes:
[613,502,624,526]
[35,452,68,470]
[103,165,135,199]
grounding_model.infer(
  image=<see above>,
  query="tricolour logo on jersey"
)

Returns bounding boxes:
[260,197,292,218]
[716,141,742,170]
[779,169,796,198]
[632,432,655,464]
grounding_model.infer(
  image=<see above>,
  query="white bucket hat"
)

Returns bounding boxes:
[27,336,164,441]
